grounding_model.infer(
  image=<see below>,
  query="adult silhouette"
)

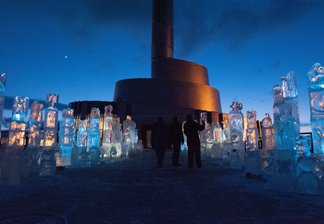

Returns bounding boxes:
[151,117,168,168]
[183,114,205,168]
[169,116,184,166]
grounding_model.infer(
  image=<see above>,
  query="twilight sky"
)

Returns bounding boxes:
[1,0,324,127]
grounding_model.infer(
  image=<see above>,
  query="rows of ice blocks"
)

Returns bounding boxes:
[195,63,323,194]
[0,88,140,185]
[0,62,323,195]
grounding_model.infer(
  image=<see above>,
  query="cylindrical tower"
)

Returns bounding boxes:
[151,0,173,60]
[113,0,222,129]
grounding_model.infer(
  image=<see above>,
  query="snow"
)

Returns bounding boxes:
[1,150,324,223]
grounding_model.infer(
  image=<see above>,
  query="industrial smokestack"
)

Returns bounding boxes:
[151,0,173,60]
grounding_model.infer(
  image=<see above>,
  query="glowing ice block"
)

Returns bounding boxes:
[88,108,100,166]
[28,102,44,147]
[261,113,275,150]
[245,110,258,151]
[43,94,59,148]
[8,96,29,147]
[281,71,300,132]
[59,108,75,166]
[39,94,58,176]
[245,110,261,177]
[229,101,244,169]
[307,63,324,157]
[111,115,122,158]
[76,119,89,167]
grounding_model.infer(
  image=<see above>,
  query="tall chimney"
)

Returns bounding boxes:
[151,0,173,60]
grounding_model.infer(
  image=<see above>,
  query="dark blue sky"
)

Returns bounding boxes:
[1,0,324,126]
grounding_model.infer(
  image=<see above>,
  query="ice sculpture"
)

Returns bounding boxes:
[76,119,88,167]
[210,123,223,159]
[279,105,298,150]
[229,101,244,169]
[134,129,139,146]
[2,96,29,185]
[181,121,188,151]
[213,122,223,144]
[199,112,209,151]
[296,135,319,194]
[122,115,137,151]
[272,85,298,150]
[222,119,231,144]
[39,94,59,176]
[123,116,136,141]
[200,124,213,152]
[0,73,6,141]
[205,123,214,145]
[43,94,59,148]
[8,96,29,147]
[261,113,275,150]
[272,85,285,149]
[245,110,261,177]
[110,115,122,158]
[281,71,300,131]
[265,87,297,191]
[221,119,231,165]
[59,108,75,166]
[28,102,44,147]
[88,108,101,166]
[24,102,44,178]
[102,105,113,148]
[260,113,275,172]
[307,63,324,158]
[245,110,258,151]
[281,72,300,150]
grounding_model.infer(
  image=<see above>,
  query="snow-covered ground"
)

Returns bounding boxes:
[0,150,324,223]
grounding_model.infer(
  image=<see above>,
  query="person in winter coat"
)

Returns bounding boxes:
[169,116,184,167]
[151,117,169,168]
[183,114,205,168]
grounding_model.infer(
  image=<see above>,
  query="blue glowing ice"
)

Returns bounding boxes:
[272,85,298,150]
[76,119,89,167]
[229,101,244,169]
[0,73,6,140]
[88,108,101,165]
[281,71,300,138]
[59,109,75,166]
[307,63,324,157]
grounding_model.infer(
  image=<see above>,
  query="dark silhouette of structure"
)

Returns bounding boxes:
[69,0,222,147]
[113,0,221,126]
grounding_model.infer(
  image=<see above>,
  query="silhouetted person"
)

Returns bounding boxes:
[169,116,184,167]
[24,135,29,150]
[152,117,168,168]
[183,114,205,168]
